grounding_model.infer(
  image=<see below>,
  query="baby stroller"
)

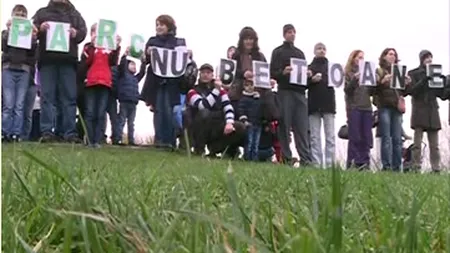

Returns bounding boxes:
[402,137,427,172]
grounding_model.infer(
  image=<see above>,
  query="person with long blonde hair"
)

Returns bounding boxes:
[344,50,374,170]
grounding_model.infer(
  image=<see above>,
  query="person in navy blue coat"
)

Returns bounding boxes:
[117,48,146,145]
[238,81,262,161]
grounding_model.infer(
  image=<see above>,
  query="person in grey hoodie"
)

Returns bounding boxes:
[344,50,374,170]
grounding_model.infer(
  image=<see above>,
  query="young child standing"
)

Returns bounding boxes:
[117,47,146,145]
[238,81,262,161]
[80,23,121,148]
[2,4,37,142]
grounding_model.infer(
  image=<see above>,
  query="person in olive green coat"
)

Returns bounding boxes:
[406,50,447,172]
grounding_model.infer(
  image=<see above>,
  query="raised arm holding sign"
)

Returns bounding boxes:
[130,34,145,58]
[46,21,70,52]
[95,19,117,50]
[290,58,308,85]
[7,17,33,49]
[252,60,271,89]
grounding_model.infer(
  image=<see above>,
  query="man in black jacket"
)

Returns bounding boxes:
[270,24,311,166]
[307,42,336,168]
[32,0,87,143]
[2,4,37,142]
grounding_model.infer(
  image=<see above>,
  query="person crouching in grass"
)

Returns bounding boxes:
[238,80,262,161]
[117,47,146,146]
[2,4,37,142]
[80,23,121,148]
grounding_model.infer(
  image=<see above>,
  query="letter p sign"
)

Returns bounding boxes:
[7,17,33,49]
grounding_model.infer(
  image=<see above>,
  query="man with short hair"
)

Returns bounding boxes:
[270,24,311,166]
[186,64,245,157]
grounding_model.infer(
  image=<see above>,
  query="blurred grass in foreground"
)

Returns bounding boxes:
[1,143,450,253]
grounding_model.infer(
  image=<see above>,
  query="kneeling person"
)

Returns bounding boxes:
[186,64,245,156]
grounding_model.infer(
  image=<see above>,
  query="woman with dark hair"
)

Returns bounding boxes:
[227,46,236,59]
[343,50,374,170]
[375,48,410,171]
[227,27,266,106]
[140,14,187,149]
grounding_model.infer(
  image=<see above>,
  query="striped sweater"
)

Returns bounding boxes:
[187,86,235,124]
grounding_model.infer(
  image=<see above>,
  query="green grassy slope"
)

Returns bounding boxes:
[2,143,450,252]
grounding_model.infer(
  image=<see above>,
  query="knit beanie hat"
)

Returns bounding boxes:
[419,50,432,64]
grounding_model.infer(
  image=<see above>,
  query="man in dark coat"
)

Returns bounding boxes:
[32,0,87,143]
[407,50,447,172]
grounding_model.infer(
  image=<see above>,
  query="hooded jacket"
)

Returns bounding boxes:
[80,42,120,88]
[117,55,146,103]
[307,57,336,114]
[407,65,447,131]
[32,0,87,67]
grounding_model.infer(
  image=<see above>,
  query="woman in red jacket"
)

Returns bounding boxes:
[80,23,121,148]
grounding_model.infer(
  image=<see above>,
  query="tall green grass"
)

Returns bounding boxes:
[2,143,450,252]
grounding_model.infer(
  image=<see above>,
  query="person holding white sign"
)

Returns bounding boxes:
[228,27,266,110]
[80,23,121,148]
[307,43,336,168]
[405,50,447,173]
[32,0,87,143]
[270,24,311,166]
[186,64,246,157]
[2,4,37,142]
[140,15,188,149]
[343,50,375,170]
[375,48,410,172]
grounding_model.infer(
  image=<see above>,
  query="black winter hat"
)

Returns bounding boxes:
[419,50,432,64]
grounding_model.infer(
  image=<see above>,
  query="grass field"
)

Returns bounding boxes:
[2,143,450,252]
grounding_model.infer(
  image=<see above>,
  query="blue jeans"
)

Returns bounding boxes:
[39,64,77,138]
[118,101,137,144]
[2,69,30,136]
[84,86,110,144]
[22,85,37,140]
[244,125,262,161]
[154,86,175,146]
[379,107,403,171]
[173,94,186,130]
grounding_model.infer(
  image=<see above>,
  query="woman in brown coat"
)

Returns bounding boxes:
[406,50,447,172]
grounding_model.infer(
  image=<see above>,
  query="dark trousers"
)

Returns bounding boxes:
[258,147,274,162]
[346,109,373,168]
[191,110,245,155]
[29,110,41,141]
[244,125,262,161]
[118,101,137,144]
[277,89,311,164]
[154,86,176,147]
[84,86,110,144]
[39,64,77,138]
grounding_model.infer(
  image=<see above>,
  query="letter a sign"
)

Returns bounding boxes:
[7,17,32,49]
[46,21,70,52]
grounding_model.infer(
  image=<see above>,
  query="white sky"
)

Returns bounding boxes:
[2,0,449,160]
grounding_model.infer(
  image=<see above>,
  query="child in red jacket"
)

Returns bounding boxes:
[80,23,121,147]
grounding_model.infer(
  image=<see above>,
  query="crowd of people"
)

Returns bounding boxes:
[2,0,450,173]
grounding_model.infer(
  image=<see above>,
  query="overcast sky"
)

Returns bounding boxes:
[2,0,449,158]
